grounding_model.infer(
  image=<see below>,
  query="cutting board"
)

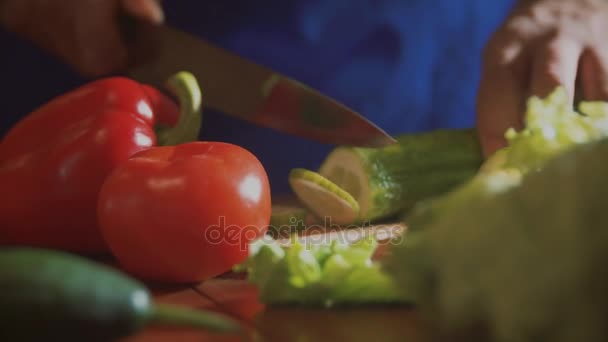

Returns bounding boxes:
[116,221,441,342]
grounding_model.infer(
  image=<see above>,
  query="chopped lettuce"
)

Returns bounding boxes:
[386,135,608,342]
[493,87,608,174]
[405,87,608,229]
[235,236,411,306]
[384,88,608,340]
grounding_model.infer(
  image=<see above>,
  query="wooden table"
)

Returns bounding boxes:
[116,223,438,342]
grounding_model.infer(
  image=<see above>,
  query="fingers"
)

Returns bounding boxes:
[579,48,608,101]
[479,35,586,158]
[477,0,608,159]
[477,36,529,157]
[75,27,128,77]
[68,1,129,77]
[68,0,165,77]
[477,68,527,157]
[122,0,164,24]
[529,37,582,103]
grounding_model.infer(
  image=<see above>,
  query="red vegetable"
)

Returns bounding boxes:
[0,72,200,253]
[98,142,271,283]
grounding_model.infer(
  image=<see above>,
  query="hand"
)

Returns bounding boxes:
[476,0,608,157]
[0,0,163,77]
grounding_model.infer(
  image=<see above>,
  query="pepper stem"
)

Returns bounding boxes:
[156,71,203,146]
[149,303,242,334]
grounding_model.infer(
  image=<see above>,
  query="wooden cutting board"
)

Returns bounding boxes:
[118,222,439,342]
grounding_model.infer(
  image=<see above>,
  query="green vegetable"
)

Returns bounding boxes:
[403,87,608,229]
[501,87,608,173]
[384,88,608,341]
[0,248,241,341]
[313,128,483,224]
[289,168,360,225]
[387,138,608,342]
[235,236,410,307]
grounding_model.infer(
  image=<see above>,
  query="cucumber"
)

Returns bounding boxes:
[0,248,241,341]
[316,128,483,223]
[288,168,360,225]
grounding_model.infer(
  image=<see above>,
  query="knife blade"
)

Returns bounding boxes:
[123,23,396,148]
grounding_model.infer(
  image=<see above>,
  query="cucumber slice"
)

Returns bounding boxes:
[288,169,360,226]
[317,148,373,222]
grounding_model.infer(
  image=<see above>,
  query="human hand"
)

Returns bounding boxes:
[476,0,608,157]
[0,0,163,77]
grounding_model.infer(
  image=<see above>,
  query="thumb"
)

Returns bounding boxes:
[122,0,164,24]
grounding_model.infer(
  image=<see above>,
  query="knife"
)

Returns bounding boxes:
[121,21,396,148]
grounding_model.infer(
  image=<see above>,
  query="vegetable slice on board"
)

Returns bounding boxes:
[289,168,360,225]
[235,236,411,307]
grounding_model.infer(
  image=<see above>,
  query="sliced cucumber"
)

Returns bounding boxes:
[317,128,483,224]
[288,169,360,226]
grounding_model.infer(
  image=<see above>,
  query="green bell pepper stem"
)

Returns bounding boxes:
[156,71,203,146]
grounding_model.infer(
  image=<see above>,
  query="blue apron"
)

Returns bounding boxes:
[0,0,515,194]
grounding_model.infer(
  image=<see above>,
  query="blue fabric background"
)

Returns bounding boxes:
[0,0,516,194]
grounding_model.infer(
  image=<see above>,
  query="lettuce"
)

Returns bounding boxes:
[384,88,608,341]
[235,236,410,306]
[501,87,608,173]
[405,87,608,230]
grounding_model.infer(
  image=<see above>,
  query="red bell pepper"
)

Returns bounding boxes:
[97,141,271,283]
[0,72,202,253]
